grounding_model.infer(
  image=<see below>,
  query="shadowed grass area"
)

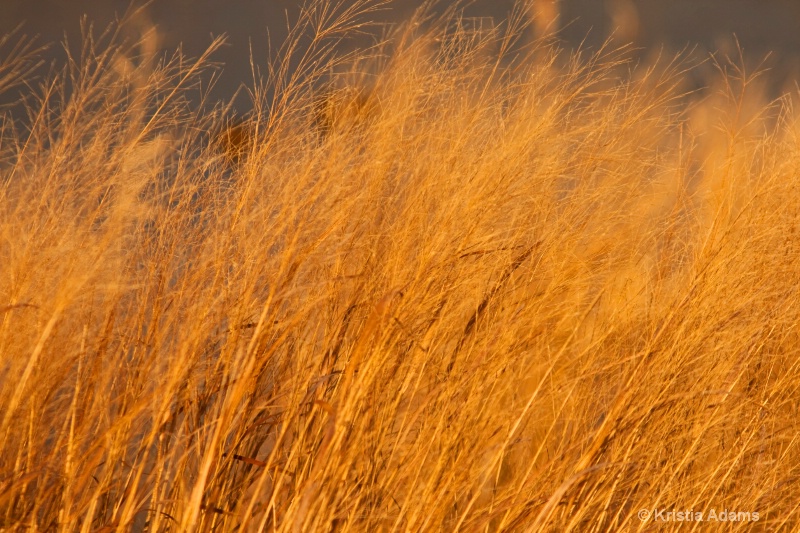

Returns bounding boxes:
[1,2,799,531]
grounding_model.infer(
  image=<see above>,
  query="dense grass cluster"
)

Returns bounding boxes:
[2,2,800,531]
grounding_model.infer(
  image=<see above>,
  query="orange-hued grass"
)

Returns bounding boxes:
[2,3,800,531]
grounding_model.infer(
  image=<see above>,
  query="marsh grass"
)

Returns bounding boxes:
[2,1,800,531]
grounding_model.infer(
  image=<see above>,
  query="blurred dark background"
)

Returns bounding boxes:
[2,0,800,110]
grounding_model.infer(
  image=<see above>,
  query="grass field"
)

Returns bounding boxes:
[2,2,800,531]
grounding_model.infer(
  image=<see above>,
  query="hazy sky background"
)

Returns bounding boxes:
[3,0,800,110]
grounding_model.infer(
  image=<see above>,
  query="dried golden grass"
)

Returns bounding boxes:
[1,2,799,531]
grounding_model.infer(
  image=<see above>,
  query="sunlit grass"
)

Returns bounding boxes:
[1,2,799,531]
